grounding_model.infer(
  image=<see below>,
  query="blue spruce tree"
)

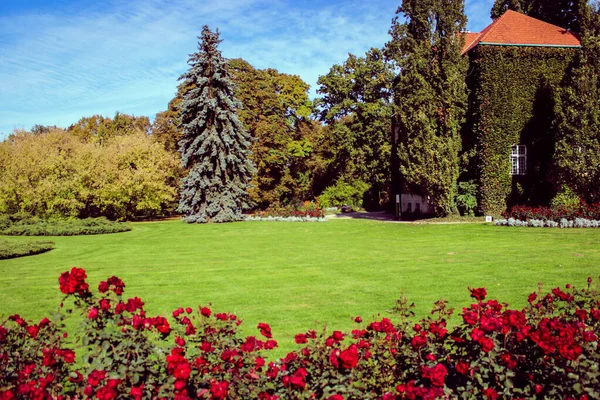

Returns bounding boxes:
[177,26,255,223]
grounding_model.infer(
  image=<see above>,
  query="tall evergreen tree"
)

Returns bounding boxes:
[387,0,468,216]
[177,26,255,223]
[553,2,600,203]
[491,0,587,32]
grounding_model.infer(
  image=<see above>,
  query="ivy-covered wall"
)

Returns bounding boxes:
[467,46,577,215]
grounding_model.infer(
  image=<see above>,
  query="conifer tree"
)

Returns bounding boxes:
[553,2,600,203]
[177,26,255,223]
[387,0,468,216]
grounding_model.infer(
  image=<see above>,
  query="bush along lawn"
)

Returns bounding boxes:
[0,216,131,236]
[1,268,600,399]
[0,239,54,260]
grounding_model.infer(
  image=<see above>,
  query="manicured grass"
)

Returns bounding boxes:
[0,238,54,259]
[1,220,599,355]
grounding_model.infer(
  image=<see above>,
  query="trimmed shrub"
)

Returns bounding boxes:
[1,269,600,398]
[0,217,131,236]
[318,180,369,209]
[0,239,55,259]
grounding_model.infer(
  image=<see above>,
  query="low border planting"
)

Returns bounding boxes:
[496,203,600,228]
[248,202,327,222]
[0,216,131,236]
[495,218,600,228]
[0,239,55,260]
[1,268,599,399]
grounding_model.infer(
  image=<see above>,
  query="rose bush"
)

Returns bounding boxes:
[250,202,325,220]
[505,202,600,222]
[1,268,599,399]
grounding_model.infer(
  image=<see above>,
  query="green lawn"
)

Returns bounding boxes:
[1,219,599,355]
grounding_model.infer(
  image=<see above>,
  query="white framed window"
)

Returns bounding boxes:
[510,145,527,175]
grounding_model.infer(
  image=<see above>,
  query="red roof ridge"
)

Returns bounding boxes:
[462,9,581,54]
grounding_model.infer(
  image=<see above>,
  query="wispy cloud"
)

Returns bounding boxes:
[0,0,494,136]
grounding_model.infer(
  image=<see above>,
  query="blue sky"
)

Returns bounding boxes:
[0,0,495,137]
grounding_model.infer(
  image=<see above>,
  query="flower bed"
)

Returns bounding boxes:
[504,202,600,222]
[248,202,327,222]
[1,269,599,399]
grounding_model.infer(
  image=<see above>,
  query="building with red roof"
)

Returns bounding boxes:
[393,10,582,217]
[462,10,581,55]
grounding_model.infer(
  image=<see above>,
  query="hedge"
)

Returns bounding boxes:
[0,239,54,260]
[0,216,131,236]
[467,46,577,215]
[1,268,599,399]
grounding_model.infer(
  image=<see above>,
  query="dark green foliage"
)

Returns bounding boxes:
[228,59,316,208]
[0,239,54,259]
[0,216,130,236]
[388,0,469,216]
[468,46,576,214]
[177,26,255,223]
[316,48,395,209]
[490,0,587,32]
[553,2,600,203]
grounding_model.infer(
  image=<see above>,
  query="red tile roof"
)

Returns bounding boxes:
[461,10,581,55]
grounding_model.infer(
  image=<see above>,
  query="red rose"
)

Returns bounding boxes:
[411,332,427,349]
[331,331,345,341]
[130,385,144,400]
[173,361,191,380]
[354,316,362,323]
[210,381,229,400]
[339,344,359,369]
[257,323,272,338]
[201,307,212,317]
[98,281,109,293]
[126,297,144,313]
[175,336,185,347]
[38,317,50,328]
[87,308,99,320]
[456,360,470,375]
[295,333,307,344]
[469,287,487,301]
[500,353,517,369]
[58,267,89,296]
[26,325,39,339]
[422,363,447,387]
[482,388,499,399]
[328,395,344,400]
